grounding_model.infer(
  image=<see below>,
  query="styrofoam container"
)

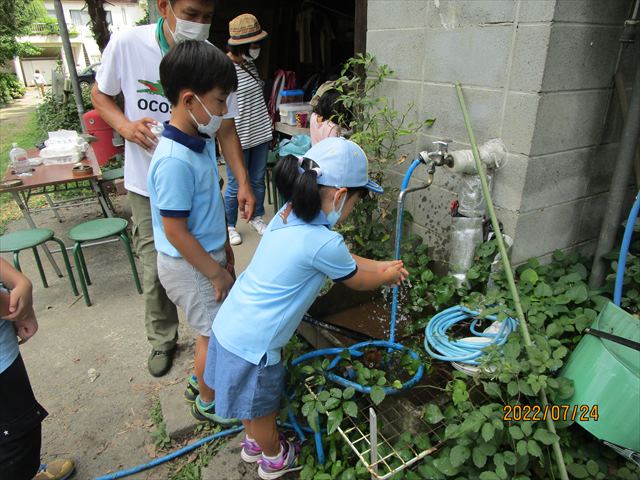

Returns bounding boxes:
[279,102,312,126]
[40,145,83,165]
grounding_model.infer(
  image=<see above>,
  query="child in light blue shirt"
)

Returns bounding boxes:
[204,137,409,479]
[147,40,247,425]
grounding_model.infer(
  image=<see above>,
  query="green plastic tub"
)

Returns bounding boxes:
[560,302,640,452]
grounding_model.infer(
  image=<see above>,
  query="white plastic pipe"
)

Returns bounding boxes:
[448,138,508,174]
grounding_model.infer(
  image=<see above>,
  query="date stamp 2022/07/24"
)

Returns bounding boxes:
[503,404,599,422]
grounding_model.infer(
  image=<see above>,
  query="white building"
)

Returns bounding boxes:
[14,0,145,86]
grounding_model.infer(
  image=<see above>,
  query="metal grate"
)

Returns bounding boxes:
[337,397,445,480]
[302,368,448,480]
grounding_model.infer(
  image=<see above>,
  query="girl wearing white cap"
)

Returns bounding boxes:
[203,137,408,478]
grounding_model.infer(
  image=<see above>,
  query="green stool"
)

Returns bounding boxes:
[68,218,142,306]
[0,228,78,296]
[265,150,284,213]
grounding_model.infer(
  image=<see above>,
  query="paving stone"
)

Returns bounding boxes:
[160,380,199,440]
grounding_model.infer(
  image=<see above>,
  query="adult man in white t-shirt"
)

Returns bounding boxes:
[91,0,255,377]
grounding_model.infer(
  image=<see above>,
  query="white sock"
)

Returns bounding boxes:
[245,435,256,443]
[262,443,284,461]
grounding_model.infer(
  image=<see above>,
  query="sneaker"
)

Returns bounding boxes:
[257,437,302,479]
[148,348,175,377]
[190,395,240,426]
[228,227,242,245]
[34,459,75,480]
[240,436,263,463]
[184,374,199,403]
[248,216,268,235]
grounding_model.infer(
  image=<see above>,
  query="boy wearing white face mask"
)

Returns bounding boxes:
[148,41,238,424]
[92,0,256,378]
[225,14,273,245]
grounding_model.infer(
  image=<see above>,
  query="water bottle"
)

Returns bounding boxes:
[9,143,30,176]
[144,122,164,157]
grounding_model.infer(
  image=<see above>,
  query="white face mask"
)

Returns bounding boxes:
[168,3,210,43]
[248,47,261,60]
[189,95,223,138]
[327,192,348,229]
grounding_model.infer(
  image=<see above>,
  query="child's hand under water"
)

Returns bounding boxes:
[380,260,409,286]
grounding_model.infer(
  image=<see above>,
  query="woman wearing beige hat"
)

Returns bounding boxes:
[224,13,273,246]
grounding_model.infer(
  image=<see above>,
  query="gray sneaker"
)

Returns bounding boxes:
[148,348,175,377]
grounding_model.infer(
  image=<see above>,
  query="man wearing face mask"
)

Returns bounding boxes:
[91,0,256,378]
[224,14,273,246]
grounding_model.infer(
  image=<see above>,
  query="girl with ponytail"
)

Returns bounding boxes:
[204,137,408,479]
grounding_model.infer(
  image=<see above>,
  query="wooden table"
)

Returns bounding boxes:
[1,146,113,275]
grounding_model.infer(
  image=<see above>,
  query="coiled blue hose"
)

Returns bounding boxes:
[424,305,518,365]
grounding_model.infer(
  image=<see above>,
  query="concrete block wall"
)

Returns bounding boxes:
[367,0,638,264]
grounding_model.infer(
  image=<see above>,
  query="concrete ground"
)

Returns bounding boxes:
[2,188,274,479]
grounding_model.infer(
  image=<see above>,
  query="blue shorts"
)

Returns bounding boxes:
[204,334,285,420]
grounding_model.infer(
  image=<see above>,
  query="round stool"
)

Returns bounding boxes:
[0,228,78,296]
[68,218,142,306]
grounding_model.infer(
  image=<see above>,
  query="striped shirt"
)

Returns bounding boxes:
[233,61,273,149]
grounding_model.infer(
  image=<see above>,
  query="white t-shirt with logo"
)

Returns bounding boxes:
[95,24,238,196]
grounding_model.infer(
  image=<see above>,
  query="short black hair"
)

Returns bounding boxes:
[160,40,237,106]
[313,89,352,128]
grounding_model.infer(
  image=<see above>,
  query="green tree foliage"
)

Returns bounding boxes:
[0,0,47,63]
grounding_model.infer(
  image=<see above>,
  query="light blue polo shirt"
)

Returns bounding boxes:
[0,321,19,374]
[148,123,227,257]
[212,208,357,366]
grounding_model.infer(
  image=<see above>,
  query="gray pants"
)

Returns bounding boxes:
[157,250,226,337]
[128,191,179,351]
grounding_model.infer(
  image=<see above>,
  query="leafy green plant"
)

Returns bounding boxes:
[602,231,639,314]
[0,73,26,105]
[30,16,60,36]
[284,235,640,479]
[331,53,435,260]
[35,82,93,134]
[415,246,639,479]
[333,53,434,169]
[149,400,171,449]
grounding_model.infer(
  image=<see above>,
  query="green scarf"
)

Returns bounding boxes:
[156,18,170,56]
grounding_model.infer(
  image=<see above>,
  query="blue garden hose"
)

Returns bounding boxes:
[614,191,640,306]
[93,421,316,480]
[390,158,424,343]
[94,425,245,480]
[292,340,424,395]
[424,306,518,365]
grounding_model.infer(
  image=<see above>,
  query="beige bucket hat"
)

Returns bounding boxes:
[228,14,268,46]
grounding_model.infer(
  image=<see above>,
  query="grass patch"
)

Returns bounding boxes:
[148,399,229,480]
[170,430,228,480]
[0,111,44,175]
[0,111,47,233]
[150,399,172,449]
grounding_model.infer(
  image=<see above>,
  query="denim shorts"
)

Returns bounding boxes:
[204,334,285,420]
[157,250,226,336]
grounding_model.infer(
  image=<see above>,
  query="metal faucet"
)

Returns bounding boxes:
[419,140,453,168]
